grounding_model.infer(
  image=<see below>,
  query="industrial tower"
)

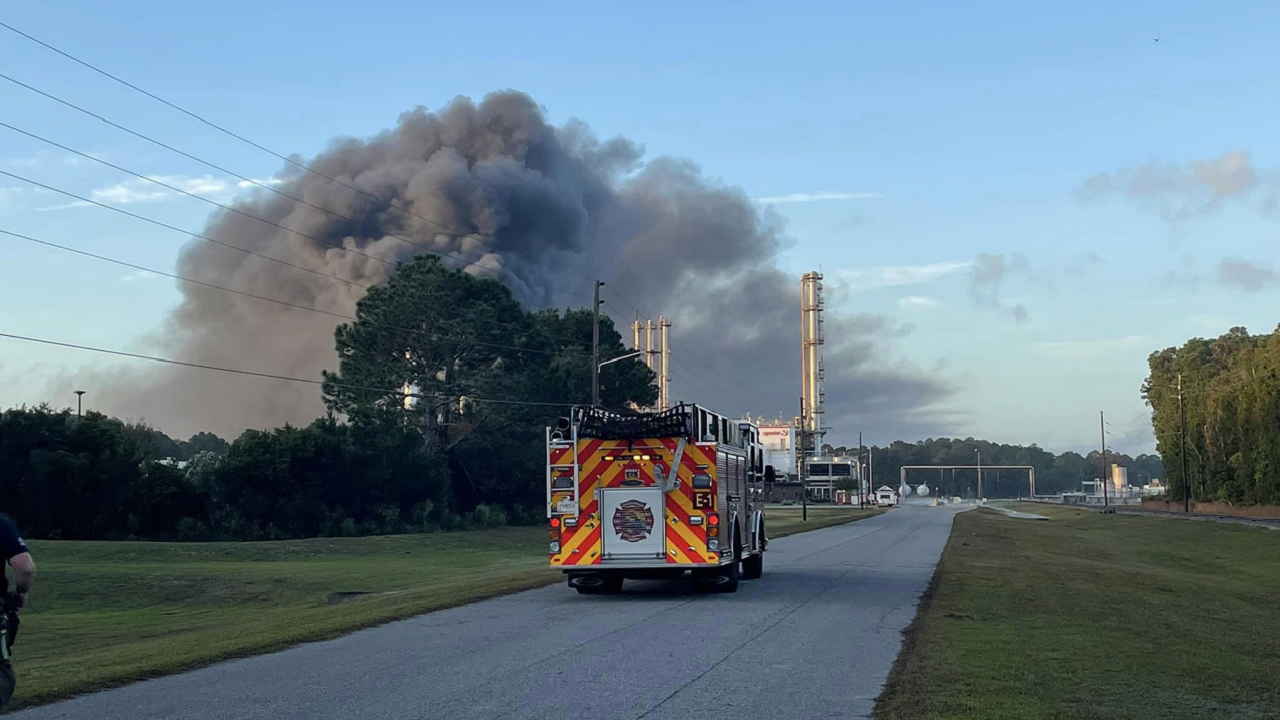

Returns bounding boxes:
[632,317,672,410]
[800,271,826,454]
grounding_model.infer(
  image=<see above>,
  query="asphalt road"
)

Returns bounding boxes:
[16,504,965,720]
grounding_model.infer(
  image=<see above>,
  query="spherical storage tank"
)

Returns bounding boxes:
[916,484,931,497]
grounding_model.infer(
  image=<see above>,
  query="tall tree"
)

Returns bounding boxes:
[322,255,655,510]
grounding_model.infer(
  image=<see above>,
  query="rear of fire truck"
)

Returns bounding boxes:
[546,404,766,594]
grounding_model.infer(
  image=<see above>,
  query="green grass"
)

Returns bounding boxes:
[875,504,1280,720]
[11,506,878,709]
[13,528,558,710]
[765,505,882,537]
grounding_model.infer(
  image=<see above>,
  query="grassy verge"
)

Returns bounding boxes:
[765,505,882,537]
[13,528,558,710]
[12,506,878,709]
[875,504,1280,720]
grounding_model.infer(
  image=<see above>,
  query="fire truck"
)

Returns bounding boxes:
[546,404,766,594]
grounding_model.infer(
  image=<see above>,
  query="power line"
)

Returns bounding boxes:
[668,354,742,398]
[0,173,591,351]
[0,331,576,408]
[0,228,573,357]
[0,121,406,271]
[0,26,604,288]
[1,168,378,289]
[668,339,756,393]
[2,167,591,347]
[0,85,590,299]
[0,21,475,238]
[602,285,649,321]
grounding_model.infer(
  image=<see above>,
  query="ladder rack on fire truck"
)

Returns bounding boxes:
[546,419,580,519]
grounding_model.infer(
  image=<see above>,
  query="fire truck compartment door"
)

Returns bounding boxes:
[599,487,666,559]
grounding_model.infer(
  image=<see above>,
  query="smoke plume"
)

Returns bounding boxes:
[64,92,954,443]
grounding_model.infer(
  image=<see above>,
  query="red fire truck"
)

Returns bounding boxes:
[546,404,766,594]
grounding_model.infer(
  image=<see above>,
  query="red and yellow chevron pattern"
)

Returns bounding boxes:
[550,438,720,567]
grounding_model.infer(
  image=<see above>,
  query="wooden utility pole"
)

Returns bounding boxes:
[858,431,865,508]
[1100,410,1110,509]
[1178,373,1190,513]
[591,281,603,406]
[659,317,671,410]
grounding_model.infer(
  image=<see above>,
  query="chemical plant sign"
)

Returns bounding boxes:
[759,426,793,450]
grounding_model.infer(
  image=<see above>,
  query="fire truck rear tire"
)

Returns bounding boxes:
[574,574,623,595]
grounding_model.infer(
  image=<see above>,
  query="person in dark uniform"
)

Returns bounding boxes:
[0,516,34,708]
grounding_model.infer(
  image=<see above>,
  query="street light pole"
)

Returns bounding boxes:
[74,390,86,417]
[975,448,982,501]
[598,350,643,370]
[799,395,808,522]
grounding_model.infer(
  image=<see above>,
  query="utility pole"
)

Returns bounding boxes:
[858,431,865,508]
[799,396,808,522]
[1100,410,1110,510]
[591,281,603,406]
[659,317,671,410]
[74,390,86,417]
[1178,373,1190,513]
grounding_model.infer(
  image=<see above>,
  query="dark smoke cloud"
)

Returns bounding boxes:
[1075,150,1268,222]
[1218,258,1278,292]
[969,252,1030,323]
[60,92,954,443]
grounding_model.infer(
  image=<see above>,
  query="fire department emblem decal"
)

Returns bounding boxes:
[612,500,655,543]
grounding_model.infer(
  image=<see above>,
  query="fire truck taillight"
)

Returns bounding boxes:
[549,541,561,554]
[550,517,561,528]
[707,514,720,526]
[707,539,719,551]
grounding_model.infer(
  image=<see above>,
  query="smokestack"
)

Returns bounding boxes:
[801,271,825,452]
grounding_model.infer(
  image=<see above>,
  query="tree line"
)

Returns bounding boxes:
[0,256,655,541]
[823,438,1165,499]
[1143,325,1280,506]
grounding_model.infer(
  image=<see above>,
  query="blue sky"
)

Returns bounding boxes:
[2,1,1278,453]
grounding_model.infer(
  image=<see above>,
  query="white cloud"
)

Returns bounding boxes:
[121,271,158,283]
[1034,336,1149,360]
[838,261,972,291]
[34,200,94,212]
[897,295,938,309]
[236,177,285,189]
[92,183,170,204]
[89,175,233,204]
[0,187,22,213]
[755,191,884,204]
